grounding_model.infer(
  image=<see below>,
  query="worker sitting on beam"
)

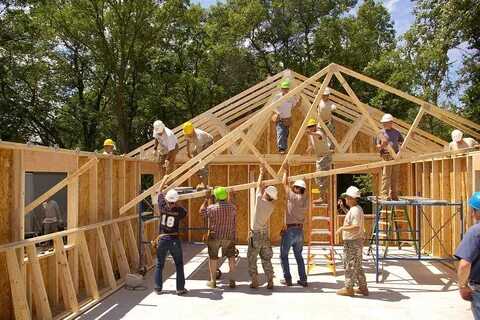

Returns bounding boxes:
[247,166,278,289]
[183,121,214,190]
[306,117,332,204]
[200,187,238,289]
[152,180,188,296]
[280,169,308,287]
[447,129,479,151]
[153,120,178,176]
[102,138,116,155]
[271,79,302,154]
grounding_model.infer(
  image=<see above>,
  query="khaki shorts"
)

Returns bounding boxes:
[207,239,236,259]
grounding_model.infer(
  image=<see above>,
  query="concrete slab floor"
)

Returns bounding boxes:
[76,243,471,320]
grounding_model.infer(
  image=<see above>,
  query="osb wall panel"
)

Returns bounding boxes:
[189,173,204,242]
[230,165,249,243]
[0,150,13,320]
[78,157,91,227]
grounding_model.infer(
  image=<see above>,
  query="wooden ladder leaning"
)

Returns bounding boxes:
[307,202,337,276]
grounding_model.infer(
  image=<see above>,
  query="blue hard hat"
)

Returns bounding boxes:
[469,192,480,211]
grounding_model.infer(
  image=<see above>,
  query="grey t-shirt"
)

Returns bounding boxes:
[376,128,404,154]
[251,191,274,231]
[286,190,308,224]
[455,224,480,283]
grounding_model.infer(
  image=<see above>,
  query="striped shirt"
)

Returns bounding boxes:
[201,201,237,240]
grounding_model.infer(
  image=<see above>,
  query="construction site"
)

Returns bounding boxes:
[1,63,479,320]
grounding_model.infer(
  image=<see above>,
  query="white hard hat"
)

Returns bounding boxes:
[165,189,179,203]
[323,87,331,95]
[265,186,278,200]
[293,180,307,189]
[380,113,394,123]
[153,120,165,135]
[451,129,463,143]
[344,186,361,198]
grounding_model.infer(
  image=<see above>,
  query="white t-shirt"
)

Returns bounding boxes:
[342,205,365,241]
[153,127,178,154]
[319,99,336,122]
[251,190,274,231]
[273,92,299,119]
[447,138,478,151]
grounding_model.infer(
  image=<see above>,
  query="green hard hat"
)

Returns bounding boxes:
[214,187,228,201]
[280,79,291,89]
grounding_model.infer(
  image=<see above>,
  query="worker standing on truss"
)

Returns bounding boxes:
[376,114,404,200]
[183,121,214,190]
[447,129,479,151]
[102,139,116,155]
[153,120,178,175]
[200,187,237,289]
[455,192,480,319]
[152,180,188,296]
[335,186,368,297]
[247,166,278,289]
[280,170,308,287]
[271,79,302,154]
[318,87,336,135]
[306,117,332,204]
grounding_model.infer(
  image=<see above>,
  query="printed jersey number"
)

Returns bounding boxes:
[161,215,175,228]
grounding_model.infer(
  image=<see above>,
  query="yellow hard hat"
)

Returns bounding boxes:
[306,118,317,127]
[183,121,194,135]
[103,139,115,147]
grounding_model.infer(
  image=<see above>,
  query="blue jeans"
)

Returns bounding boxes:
[280,227,307,282]
[473,290,480,320]
[276,120,289,152]
[155,238,185,291]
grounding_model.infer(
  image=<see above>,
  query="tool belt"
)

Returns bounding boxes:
[277,117,292,127]
[151,233,179,248]
[287,223,303,229]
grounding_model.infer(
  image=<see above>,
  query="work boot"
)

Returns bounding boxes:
[267,277,274,290]
[336,287,354,296]
[176,288,189,296]
[355,287,369,296]
[280,278,293,286]
[250,275,259,289]
[154,288,163,295]
[297,280,308,287]
[206,280,216,289]
[229,279,236,289]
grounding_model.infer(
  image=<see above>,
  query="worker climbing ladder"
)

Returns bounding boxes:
[307,192,336,275]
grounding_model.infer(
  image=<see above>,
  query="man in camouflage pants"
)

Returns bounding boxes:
[247,167,278,289]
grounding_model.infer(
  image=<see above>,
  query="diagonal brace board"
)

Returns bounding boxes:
[340,114,366,152]
[398,106,426,158]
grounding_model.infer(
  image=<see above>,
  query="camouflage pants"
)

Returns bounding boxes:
[315,154,332,194]
[247,230,274,279]
[344,239,367,289]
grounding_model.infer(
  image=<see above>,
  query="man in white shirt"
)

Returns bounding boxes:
[271,79,302,154]
[336,186,368,297]
[153,120,179,175]
[318,87,336,129]
[447,129,479,151]
[183,121,214,189]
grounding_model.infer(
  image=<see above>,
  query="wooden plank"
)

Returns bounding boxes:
[441,160,452,256]
[77,232,100,300]
[12,150,25,242]
[431,161,441,256]
[240,133,279,180]
[110,223,130,279]
[25,245,52,320]
[96,227,117,289]
[53,237,79,312]
[453,158,462,249]
[398,107,426,158]
[88,160,98,280]
[24,158,98,214]
[209,114,240,154]
[23,150,78,173]
[6,249,31,320]
[340,114,366,152]
[67,171,80,293]
[124,221,140,271]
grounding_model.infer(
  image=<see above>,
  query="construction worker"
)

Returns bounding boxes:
[455,192,480,319]
[447,129,479,151]
[376,113,403,200]
[200,187,237,289]
[335,186,368,297]
[271,79,302,154]
[183,121,214,189]
[152,179,188,296]
[102,139,116,155]
[280,170,308,287]
[306,117,332,204]
[247,166,278,289]
[318,87,336,133]
[153,120,178,175]
[41,199,63,235]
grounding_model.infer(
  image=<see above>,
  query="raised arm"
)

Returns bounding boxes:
[199,189,211,215]
[282,169,290,194]
[256,166,265,194]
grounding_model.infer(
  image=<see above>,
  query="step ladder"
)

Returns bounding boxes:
[307,201,336,276]
[368,204,418,258]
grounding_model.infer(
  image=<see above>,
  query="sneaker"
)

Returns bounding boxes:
[176,288,188,296]
[154,288,163,295]
[297,280,308,287]
[206,280,216,289]
[336,287,354,296]
[355,287,369,296]
[280,279,293,286]
[267,279,274,290]
[229,280,236,289]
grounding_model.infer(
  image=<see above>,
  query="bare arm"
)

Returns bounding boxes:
[257,167,265,193]
[186,139,192,158]
[282,170,289,194]
[199,190,211,214]
[458,259,473,301]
